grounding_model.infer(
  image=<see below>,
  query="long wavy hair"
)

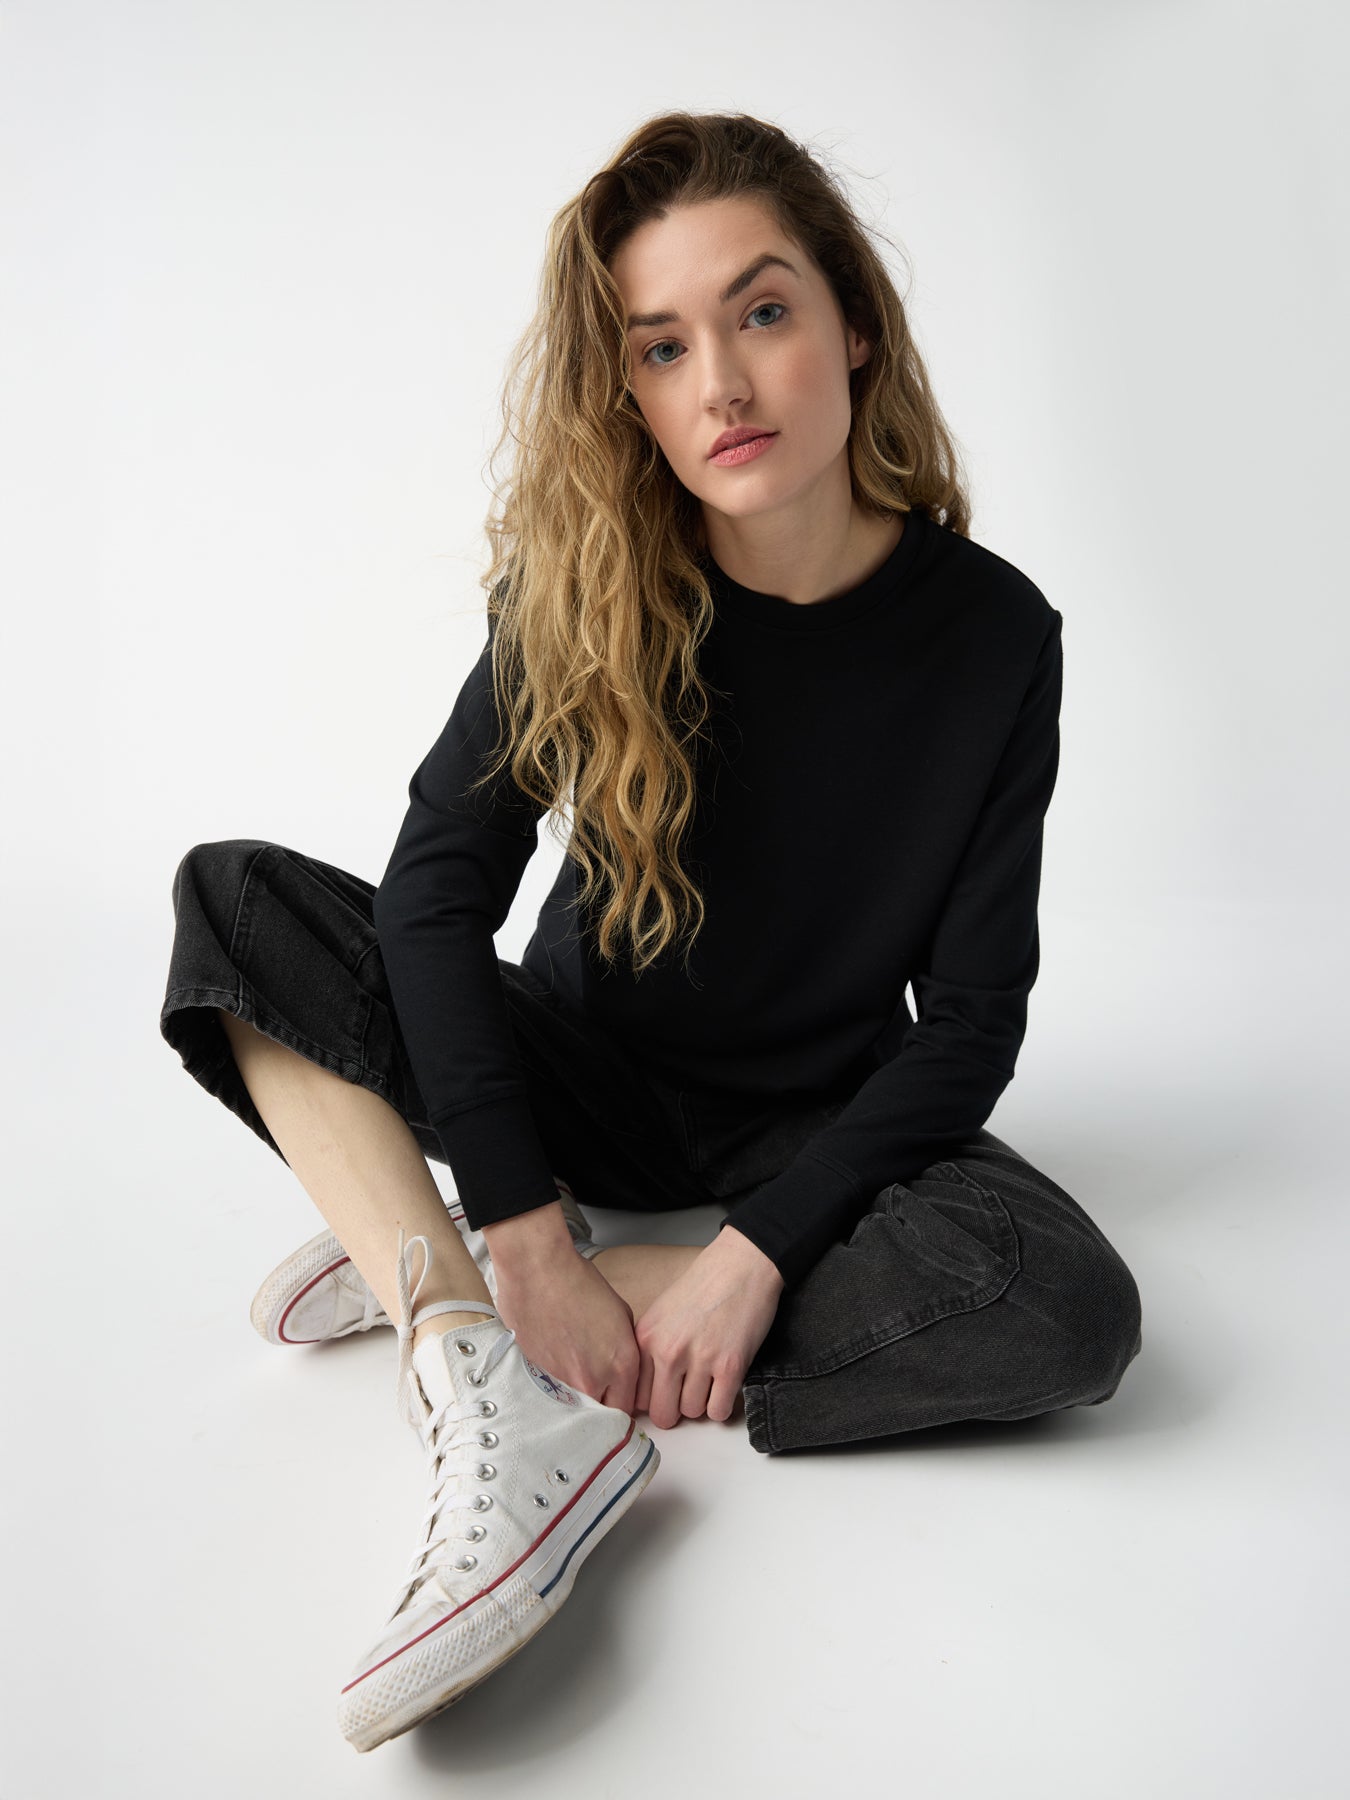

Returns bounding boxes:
[469,109,972,979]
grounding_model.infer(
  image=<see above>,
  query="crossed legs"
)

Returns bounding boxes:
[215,1009,701,1350]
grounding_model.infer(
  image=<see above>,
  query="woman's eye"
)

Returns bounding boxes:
[641,301,788,368]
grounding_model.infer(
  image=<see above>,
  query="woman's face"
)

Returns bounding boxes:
[611,195,871,527]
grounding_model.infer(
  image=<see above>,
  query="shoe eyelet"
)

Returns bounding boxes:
[455,1340,477,1357]
[453,1554,477,1571]
[554,1468,569,1483]
[533,1493,549,1508]
[477,1463,496,1480]
[466,1523,487,1543]
[467,1369,484,1385]
[478,1400,497,1417]
[479,1430,499,1449]
[472,1493,493,1512]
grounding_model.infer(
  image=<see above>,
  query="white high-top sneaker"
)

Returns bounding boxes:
[249,1177,600,1345]
[336,1230,658,1753]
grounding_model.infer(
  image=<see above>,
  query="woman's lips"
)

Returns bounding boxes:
[709,432,778,467]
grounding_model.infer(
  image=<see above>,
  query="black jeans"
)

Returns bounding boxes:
[160,839,1143,1456]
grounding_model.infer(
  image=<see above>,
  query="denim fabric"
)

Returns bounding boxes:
[161,838,1143,1455]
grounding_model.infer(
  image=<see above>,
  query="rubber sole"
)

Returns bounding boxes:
[339,1423,660,1752]
[248,1229,366,1344]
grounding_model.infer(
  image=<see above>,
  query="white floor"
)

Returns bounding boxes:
[11,894,1345,1799]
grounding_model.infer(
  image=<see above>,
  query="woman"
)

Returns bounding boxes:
[160,110,1143,1753]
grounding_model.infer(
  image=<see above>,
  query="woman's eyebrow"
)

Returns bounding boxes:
[625,252,801,331]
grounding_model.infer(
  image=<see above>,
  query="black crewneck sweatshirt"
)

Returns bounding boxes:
[372,508,1064,1288]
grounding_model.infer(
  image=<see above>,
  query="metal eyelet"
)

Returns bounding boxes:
[533,1494,550,1508]
[465,1523,487,1543]
[455,1340,477,1357]
[472,1493,493,1512]
[479,1430,499,1449]
[452,1554,477,1571]
[467,1369,484,1386]
[477,1463,496,1481]
[478,1400,497,1417]
[554,1469,569,1483]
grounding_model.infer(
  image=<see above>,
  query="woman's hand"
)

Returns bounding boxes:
[492,1251,642,1416]
[633,1225,785,1428]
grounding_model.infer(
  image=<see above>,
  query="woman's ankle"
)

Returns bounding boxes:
[412,1310,496,1348]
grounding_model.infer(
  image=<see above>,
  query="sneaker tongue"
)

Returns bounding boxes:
[411,1319,504,1413]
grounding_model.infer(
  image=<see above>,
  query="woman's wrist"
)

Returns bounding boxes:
[481,1200,573,1274]
[713,1222,786,1295]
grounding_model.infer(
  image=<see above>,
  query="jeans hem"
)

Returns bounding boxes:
[160,980,443,1169]
[741,1381,773,1455]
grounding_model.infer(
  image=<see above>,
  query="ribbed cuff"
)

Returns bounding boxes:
[717,1155,867,1291]
[431,1092,561,1231]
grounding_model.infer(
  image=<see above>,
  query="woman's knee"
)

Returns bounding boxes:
[171,838,275,932]
[974,1154,1142,1406]
[1049,1240,1143,1405]
[174,837,272,897]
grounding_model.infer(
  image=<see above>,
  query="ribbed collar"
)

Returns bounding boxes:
[703,508,928,631]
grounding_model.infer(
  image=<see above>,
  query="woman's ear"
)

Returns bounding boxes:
[847,327,873,373]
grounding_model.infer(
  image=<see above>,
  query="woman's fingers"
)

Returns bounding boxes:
[680,1368,714,1420]
[647,1352,686,1429]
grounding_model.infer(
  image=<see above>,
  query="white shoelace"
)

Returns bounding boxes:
[353,1182,591,1341]
[394,1228,509,1424]
[388,1230,516,1613]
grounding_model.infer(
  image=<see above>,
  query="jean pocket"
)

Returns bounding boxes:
[748,1160,1022,1383]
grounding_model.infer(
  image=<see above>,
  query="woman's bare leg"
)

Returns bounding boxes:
[216,1009,493,1346]
[591,1245,702,1319]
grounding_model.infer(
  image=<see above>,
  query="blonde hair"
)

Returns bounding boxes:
[471,109,972,978]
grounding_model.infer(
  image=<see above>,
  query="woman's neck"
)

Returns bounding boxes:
[703,501,906,607]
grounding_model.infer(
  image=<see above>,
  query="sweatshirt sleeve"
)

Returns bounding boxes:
[718,607,1065,1290]
[371,627,563,1232]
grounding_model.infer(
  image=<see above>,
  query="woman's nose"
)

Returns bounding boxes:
[699,340,752,412]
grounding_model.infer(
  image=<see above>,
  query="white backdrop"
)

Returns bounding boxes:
[4,2,1346,1795]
